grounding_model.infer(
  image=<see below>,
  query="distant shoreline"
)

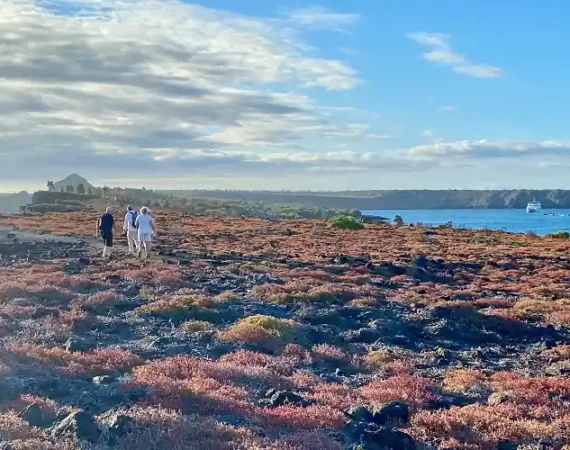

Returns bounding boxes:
[7,185,570,213]
[160,189,570,210]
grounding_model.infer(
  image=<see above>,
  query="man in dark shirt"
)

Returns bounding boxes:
[96,207,116,258]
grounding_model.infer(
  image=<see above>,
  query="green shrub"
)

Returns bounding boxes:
[548,231,570,239]
[220,314,305,351]
[330,215,364,230]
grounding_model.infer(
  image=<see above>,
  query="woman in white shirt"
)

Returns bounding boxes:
[134,206,157,259]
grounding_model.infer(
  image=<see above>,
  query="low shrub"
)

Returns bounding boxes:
[138,296,220,321]
[277,432,342,450]
[280,344,312,364]
[364,349,398,368]
[548,231,570,239]
[269,290,338,305]
[0,282,29,303]
[444,369,490,397]
[0,411,37,440]
[311,344,347,363]
[360,375,437,409]
[329,215,364,230]
[220,315,304,351]
[5,342,144,376]
[262,405,345,430]
[81,290,122,313]
[115,406,265,450]
[411,404,560,449]
[182,320,216,334]
[350,297,382,308]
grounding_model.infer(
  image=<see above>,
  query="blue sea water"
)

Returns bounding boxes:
[362,209,570,236]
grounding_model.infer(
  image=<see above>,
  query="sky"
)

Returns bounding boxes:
[2,0,570,192]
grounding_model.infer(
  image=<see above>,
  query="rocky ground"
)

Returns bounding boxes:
[0,213,569,449]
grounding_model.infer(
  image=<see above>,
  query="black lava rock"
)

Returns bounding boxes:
[371,401,409,426]
[19,403,45,427]
[267,390,309,407]
[52,410,101,443]
[65,338,93,352]
[93,375,117,386]
[344,406,373,422]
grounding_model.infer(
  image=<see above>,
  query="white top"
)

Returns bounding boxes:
[123,211,138,232]
[135,214,154,234]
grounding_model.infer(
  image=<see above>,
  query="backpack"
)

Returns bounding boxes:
[130,210,139,228]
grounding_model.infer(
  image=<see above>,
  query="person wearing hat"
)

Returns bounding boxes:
[123,205,140,255]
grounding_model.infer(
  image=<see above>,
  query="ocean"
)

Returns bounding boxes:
[362,209,570,236]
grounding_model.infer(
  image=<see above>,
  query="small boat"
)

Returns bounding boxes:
[526,199,542,213]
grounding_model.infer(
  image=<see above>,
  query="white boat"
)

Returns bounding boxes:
[526,199,542,213]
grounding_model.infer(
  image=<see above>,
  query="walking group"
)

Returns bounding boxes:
[96,205,157,259]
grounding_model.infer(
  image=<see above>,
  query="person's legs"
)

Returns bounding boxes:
[137,234,145,258]
[126,232,133,253]
[139,234,152,259]
[131,231,140,252]
[104,233,113,259]
[127,231,138,254]
[101,232,109,257]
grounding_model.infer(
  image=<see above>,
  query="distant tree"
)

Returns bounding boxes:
[19,205,27,214]
[102,187,109,198]
[66,185,74,194]
[46,181,55,192]
[60,186,64,193]
[77,183,85,194]
[87,186,93,196]
[394,215,404,227]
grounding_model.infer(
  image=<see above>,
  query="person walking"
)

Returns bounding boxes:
[135,206,157,259]
[96,207,116,259]
[123,205,140,255]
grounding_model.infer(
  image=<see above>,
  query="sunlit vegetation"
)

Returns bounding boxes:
[1,212,570,449]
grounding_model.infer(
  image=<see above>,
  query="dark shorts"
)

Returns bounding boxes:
[100,230,113,247]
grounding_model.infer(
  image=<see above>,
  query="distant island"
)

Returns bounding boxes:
[162,189,570,210]
[5,175,570,215]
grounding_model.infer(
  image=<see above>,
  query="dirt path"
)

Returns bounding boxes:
[0,226,85,244]
[0,226,196,265]
[0,226,135,262]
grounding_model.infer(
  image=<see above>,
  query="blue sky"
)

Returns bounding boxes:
[1,0,570,191]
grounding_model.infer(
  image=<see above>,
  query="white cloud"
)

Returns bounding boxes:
[366,134,392,140]
[405,139,570,161]
[285,6,360,32]
[4,2,558,191]
[0,0,367,185]
[407,32,503,79]
[423,129,435,138]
